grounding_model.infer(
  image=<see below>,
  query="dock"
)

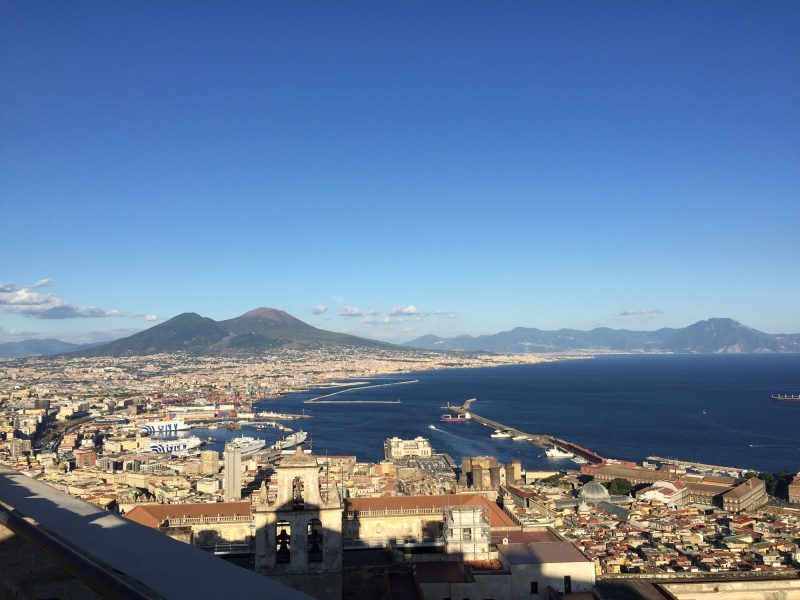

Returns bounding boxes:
[444,400,605,464]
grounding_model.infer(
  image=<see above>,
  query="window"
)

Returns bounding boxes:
[308,518,323,563]
[276,521,291,564]
[292,476,305,509]
[530,581,538,594]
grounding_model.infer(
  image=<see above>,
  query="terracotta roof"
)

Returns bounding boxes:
[504,484,535,498]
[124,501,251,528]
[345,493,518,529]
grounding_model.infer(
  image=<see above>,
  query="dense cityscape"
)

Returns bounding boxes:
[4,1,799,599]
[1,346,799,599]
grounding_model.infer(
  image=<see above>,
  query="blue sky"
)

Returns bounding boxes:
[2,1,799,343]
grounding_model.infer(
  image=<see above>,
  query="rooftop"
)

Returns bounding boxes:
[345,493,517,529]
[499,541,590,565]
[124,501,251,528]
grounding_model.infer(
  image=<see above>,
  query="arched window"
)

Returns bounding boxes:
[307,519,323,563]
[292,476,305,509]
[276,520,291,564]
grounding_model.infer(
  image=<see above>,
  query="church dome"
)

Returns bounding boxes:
[579,482,610,502]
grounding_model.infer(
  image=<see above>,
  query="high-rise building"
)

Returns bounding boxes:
[201,449,219,476]
[223,443,242,501]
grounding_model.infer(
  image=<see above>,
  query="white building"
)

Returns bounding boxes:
[223,442,242,501]
[383,436,432,460]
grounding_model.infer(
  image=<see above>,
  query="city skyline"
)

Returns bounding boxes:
[3,2,799,343]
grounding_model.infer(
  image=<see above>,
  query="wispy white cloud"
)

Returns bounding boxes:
[144,314,159,321]
[389,305,420,316]
[339,305,363,317]
[310,305,328,315]
[616,307,665,317]
[0,281,155,320]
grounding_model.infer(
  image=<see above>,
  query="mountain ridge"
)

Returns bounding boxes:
[405,318,800,354]
[72,307,396,357]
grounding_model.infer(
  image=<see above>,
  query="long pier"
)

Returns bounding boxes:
[446,400,605,464]
[304,379,418,404]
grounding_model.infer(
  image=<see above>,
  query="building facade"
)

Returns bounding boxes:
[383,436,432,460]
[223,443,241,501]
[252,448,343,600]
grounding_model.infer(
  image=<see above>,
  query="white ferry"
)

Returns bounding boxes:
[149,436,202,455]
[225,436,267,457]
[140,419,189,434]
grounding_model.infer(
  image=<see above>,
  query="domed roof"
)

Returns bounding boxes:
[579,481,610,502]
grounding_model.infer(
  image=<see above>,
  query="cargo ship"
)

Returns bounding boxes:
[140,419,189,434]
[771,394,800,401]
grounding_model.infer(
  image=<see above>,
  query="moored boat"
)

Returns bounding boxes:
[225,436,267,457]
[140,419,189,434]
[149,435,202,455]
[545,445,574,458]
[491,429,512,439]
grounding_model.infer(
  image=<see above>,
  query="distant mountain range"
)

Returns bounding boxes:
[0,338,98,359]
[70,307,395,357]
[4,314,798,360]
[405,318,800,354]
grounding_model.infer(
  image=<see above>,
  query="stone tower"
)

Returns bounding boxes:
[253,448,343,600]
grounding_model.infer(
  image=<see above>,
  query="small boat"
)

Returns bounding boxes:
[545,445,574,458]
[512,435,529,441]
[428,424,437,431]
[491,429,512,439]
[571,456,588,464]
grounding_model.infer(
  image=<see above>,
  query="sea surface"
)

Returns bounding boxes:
[195,355,800,474]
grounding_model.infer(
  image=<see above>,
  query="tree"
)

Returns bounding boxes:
[605,478,632,495]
